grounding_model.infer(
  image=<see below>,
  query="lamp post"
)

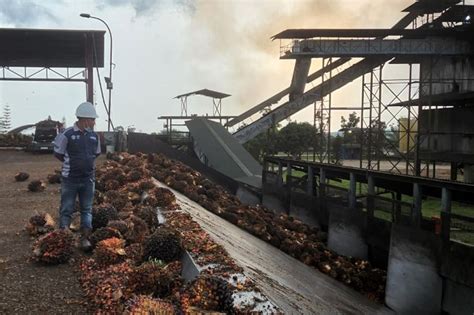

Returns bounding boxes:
[80,13,113,132]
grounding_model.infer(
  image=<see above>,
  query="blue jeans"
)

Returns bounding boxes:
[59,177,95,229]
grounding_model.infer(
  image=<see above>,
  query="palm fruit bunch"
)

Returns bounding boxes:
[31,230,74,264]
[128,261,174,297]
[104,179,121,191]
[124,215,149,244]
[135,206,159,231]
[92,205,119,230]
[144,187,176,209]
[104,190,130,211]
[107,220,130,236]
[80,260,134,313]
[14,172,29,182]
[47,173,61,184]
[25,212,55,236]
[94,190,105,205]
[94,237,126,266]
[125,295,175,315]
[138,179,155,193]
[124,243,144,265]
[126,191,142,205]
[186,276,235,314]
[143,228,182,263]
[126,169,145,182]
[28,180,46,192]
[90,227,123,247]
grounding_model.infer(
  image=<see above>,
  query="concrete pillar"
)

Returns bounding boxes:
[464,164,474,184]
[367,175,375,218]
[385,224,442,313]
[307,165,314,195]
[348,172,356,209]
[412,183,422,227]
[277,161,283,188]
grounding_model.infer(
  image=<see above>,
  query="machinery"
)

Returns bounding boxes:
[26,118,61,153]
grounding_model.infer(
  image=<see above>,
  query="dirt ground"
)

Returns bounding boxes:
[0,150,103,314]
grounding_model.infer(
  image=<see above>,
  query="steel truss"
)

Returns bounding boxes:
[1,66,86,82]
[313,58,333,163]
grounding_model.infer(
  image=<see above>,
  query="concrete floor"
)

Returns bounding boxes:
[163,183,394,314]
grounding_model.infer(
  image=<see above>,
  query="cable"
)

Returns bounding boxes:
[91,33,115,130]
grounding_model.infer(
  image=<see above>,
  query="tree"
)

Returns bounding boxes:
[340,111,361,145]
[0,104,11,134]
[276,122,317,159]
[244,127,279,162]
[340,112,360,130]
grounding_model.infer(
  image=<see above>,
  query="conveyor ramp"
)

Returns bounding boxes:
[186,118,262,188]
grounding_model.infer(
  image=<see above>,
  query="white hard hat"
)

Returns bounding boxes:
[75,102,98,118]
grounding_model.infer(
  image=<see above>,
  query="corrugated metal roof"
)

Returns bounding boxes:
[271,27,470,40]
[186,118,262,188]
[175,89,231,99]
[0,28,105,67]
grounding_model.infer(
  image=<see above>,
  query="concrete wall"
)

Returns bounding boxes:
[236,186,260,206]
[385,224,442,314]
[440,241,474,314]
[327,205,368,259]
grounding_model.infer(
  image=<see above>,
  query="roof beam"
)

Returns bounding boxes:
[282,38,473,59]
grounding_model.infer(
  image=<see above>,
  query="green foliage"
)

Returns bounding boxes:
[244,128,278,162]
[340,111,360,130]
[277,122,317,159]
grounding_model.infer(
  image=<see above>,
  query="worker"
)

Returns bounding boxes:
[53,102,100,251]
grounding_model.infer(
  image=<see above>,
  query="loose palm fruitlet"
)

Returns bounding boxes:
[90,227,123,247]
[143,228,182,263]
[14,172,29,182]
[26,212,55,236]
[31,230,74,264]
[187,275,235,314]
[125,295,175,315]
[28,180,46,192]
[92,205,119,230]
[94,237,127,266]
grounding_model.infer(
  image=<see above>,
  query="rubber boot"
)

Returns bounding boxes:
[79,228,93,252]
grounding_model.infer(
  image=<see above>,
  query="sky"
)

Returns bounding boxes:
[0,0,462,133]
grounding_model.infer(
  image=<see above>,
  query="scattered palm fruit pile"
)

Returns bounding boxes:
[0,133,32,147]
[31,230,74,264]
[183,275,235,314]
[27,180,46,192]
[108,151,386,302]
[26,212,55,236]
[125,295,175,314]
[74,153,269,313]
[14,172,30,182]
